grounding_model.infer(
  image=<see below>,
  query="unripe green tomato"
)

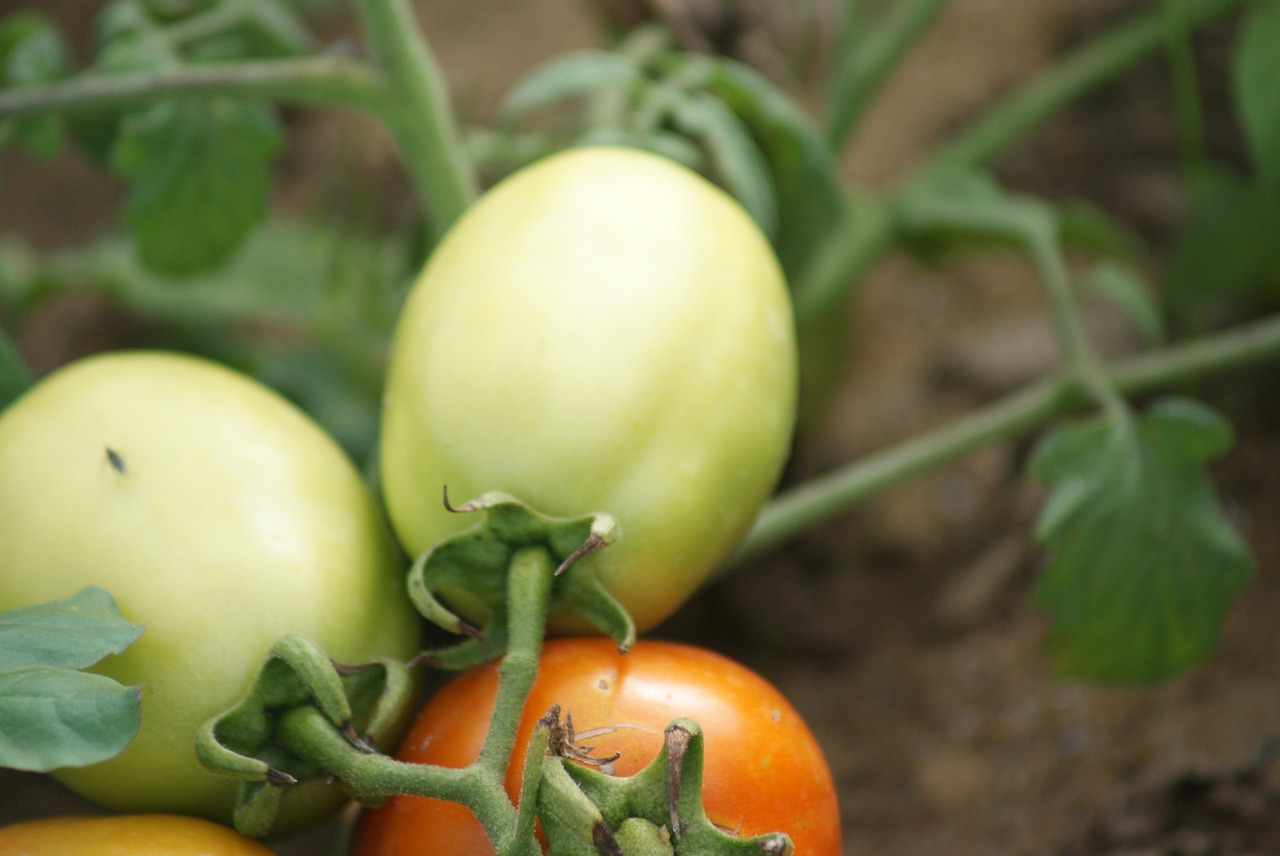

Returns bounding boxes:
[380,146,797,633]
[0,352,421,833]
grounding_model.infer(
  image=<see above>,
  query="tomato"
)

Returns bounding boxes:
[350,638,841,855]
[0,351,421,832]
[0,814,274,855]
[379,146,797,634]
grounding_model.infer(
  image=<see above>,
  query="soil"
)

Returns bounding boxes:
[3,2,1279,855]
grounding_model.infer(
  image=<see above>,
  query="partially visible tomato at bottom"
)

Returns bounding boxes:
[0,814,274,854]
[351,638,841,855]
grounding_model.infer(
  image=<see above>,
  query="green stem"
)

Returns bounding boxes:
[0,55,387,118]
[824,0,951,150]
[276,545,556,856]
[353,0,478,237]
[797,0,1251,326]
[1160,0,1210,183]
[733,310,1280,563]
[1022,217,1130,424]
[478,546,555,775]
[928,0,1246,171]
[822,0,860,144]
[276,706,521,839]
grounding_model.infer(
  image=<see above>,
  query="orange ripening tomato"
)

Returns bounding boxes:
[0,815,274,854]
[351,638,841,855]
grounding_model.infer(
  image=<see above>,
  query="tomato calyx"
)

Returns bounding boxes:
[532,713,795,856]
[194,635,414,837]
[408,491,634,669]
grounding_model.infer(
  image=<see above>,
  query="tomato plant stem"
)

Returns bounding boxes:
[824,0,952,150]
[353,0,478,237]
[734,310,1280,563]
[0,56,388,118]
[1159,0,1211,183]
[798,0,1251,326]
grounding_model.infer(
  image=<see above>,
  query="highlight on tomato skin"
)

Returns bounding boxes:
[350,638,842,856]
[0,814,275,855]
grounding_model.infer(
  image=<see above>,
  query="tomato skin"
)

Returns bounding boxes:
[351,639,842,856]
[379,146,797,634]
[0,815,275,855]
[0,352,421,832]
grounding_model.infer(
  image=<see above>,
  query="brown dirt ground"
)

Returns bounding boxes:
[4,2,1280,855]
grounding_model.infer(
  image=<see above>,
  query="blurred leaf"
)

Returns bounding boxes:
[1030,397,1253,683]
[0,588,144,673]
[0,325,31,410]
[1164,167,1280,315]
[574,125,706,171]
[111,97,283,276]
[1235,0,1280,187]
[1056,199,1145,259]
[697,57,845,279]
[0,12,71,159]
[499,50,642,126]
[0,667,141,771]
[1081,261,1165,344]
[669,91,778,238]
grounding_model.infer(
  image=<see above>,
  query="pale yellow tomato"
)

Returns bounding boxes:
[0,352,420,833]
[380,147,797,633]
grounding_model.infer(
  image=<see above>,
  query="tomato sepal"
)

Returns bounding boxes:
[194,634,414,837]
[407,491,633,669]
[537,712,793,856]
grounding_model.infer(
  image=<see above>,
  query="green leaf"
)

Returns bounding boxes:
[498,50,642,126]
[1081,261,1165,344]
[111,97,283,276]
[0,325,31,411]
[0,13,71,159]
[668,91,778,238]
[1164,167,1280,315]
[1030,398,1254,683]
[0,666,141,771]
[1235,0,1280,186]
[697,57,845,280]
[0,587,144,672]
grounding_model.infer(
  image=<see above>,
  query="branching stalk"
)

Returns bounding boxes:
[353,0,478,236]
[734,310,1280,563]
[0,56,388,118]
[799,0,1251,327]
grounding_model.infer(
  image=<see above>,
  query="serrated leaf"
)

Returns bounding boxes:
[111,97,282,276]
[1164,167,1280,314]
[0,587,144,672]
[498,50,642,126]
[1081,261,1165,344]
[1029,398,1254,683]
[0,666,141,771]
[1235,0,1280,186]
[669,91,778,238]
